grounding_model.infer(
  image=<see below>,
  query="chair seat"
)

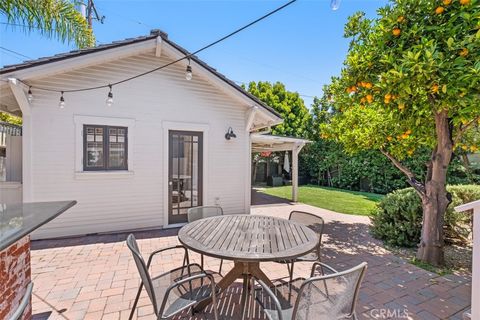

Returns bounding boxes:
[276,251,319,264]
[151,263,221,318]
[255,278,304,320]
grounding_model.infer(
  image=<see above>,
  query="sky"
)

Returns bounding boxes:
[0,0,388,107]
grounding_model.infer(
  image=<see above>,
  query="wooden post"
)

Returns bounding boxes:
[8,78,32,202]
[291,143,305,202]
[455,200,480,320]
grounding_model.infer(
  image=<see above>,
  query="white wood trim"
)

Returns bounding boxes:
[162,121,210,225]
[74,171,134,179]
[155,36,162,57]
[291,142,305,202]
[244,107,258,212]
[2,40,157,81]
[455,200,480,320]
[73,115,136,173]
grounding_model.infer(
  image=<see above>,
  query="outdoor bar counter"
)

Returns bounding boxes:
[0,201,76,320]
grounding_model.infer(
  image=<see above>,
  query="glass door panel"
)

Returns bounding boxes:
[168,131,203,224]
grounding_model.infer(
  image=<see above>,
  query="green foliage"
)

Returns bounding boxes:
[246,81,311,138]
[322,0,480,159]
[371,185,480,247]
[0,112,22,125]
[0,0,95,48]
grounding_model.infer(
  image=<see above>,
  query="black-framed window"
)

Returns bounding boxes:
[83,125,128,171]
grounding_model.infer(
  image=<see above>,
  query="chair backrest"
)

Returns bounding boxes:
[289,211,324,254]
[187,206,223,222]
[293,262,368,319]
[126,234,158,314]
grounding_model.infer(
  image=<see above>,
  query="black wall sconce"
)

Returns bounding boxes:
[225,127,237,140]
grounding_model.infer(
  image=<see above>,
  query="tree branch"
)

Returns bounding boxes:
[380,149,426,197]
[454,115,480,146]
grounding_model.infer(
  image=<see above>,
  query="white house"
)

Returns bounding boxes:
[0,30,308,239]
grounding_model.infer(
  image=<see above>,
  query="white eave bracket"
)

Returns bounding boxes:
[8,78,31,116]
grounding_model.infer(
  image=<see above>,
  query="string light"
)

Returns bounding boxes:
[59,91,65,108]
[106,85,114,106]
[27,86,33,102]
[330,0,341,10]
[15,0,299,96]
[185,59,193,81]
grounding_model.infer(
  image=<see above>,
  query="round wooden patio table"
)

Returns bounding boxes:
[178,214,318,316]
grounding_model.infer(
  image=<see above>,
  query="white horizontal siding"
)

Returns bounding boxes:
[29,50,250,239]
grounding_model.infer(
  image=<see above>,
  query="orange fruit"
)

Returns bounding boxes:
[365,82,373,89]
[397,16,405,23]
[435,6,445,14]
[431,84,439,93]
[406,129,412,135]
[460,0,471,5]
[443,0,452,4]
[402,133,409,139]
[470,146,478,152]
[387,136,393,141]
[366,94,373,103]
[392,28,401,36]
[459,48,469,57]
[462,145,468,150]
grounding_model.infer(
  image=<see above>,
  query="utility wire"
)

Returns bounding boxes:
[14,0,298,93]
[0,46,32,60]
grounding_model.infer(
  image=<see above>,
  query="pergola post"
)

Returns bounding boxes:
[291,142,305,202]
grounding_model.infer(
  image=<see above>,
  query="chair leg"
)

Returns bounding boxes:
[240,274,248,320]
[289,261,295,283]
[201,254,204,270]
[129,282,143,320]
[219,259,223,276]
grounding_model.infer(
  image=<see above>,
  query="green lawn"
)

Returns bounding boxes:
[258,185,384,216]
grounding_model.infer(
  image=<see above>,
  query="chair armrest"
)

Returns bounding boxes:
[8,282,33,320]
[253,278,284,320]
[310,262,338,277]
[160,272,217,318]
[147,245,188,268]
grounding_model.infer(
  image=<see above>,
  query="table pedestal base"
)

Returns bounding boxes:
[195,261,274,317]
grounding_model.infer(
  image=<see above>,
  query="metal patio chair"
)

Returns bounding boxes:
[8,282,33,320]
[276,211,325,282]
[126,234,220,320]
[253,262,368,320]
[187,206,224,275]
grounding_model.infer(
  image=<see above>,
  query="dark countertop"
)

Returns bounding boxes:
[0,201,77,251]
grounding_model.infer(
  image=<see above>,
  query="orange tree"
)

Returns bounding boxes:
[322,0,480,265]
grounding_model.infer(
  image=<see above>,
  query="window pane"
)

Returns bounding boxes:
[86,142,104,167]
[108,127,126,168]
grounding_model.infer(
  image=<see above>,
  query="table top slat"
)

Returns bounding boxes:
[178,215,318,262]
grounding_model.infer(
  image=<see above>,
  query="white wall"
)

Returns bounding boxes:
[27,50,250,239]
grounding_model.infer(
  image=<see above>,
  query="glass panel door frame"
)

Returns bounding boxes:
[168,130,203,224]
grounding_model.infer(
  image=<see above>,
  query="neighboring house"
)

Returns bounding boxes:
[0,30,307,239]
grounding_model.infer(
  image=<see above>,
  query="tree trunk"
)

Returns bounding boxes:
[416,110,453,266]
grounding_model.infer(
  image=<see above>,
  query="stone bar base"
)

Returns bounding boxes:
[0,236,32,320]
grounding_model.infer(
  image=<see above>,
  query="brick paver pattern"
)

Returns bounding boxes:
[30,198,471,320]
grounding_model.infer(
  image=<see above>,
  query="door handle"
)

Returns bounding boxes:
[169,181,173,186]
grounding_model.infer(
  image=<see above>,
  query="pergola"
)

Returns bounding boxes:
[251,133,310,202]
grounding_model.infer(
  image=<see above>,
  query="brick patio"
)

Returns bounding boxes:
[30,195,471,320]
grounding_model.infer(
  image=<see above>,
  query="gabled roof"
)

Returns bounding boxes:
[0,30,282,119]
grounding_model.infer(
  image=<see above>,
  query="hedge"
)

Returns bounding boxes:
[370,185,480,247]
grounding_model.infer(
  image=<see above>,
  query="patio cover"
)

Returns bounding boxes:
[251,133,310,202]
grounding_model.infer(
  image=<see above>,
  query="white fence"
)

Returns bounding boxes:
[455,200,480,320]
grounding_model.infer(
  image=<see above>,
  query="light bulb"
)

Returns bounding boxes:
[106,85,113,106]
[185,65,193,81]
[330,0,341,10]
[59,92,65,109]
[27,87,33,102]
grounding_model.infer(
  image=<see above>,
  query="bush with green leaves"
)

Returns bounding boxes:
[371,185,480,247]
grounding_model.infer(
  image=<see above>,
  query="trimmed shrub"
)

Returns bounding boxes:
[370,185,480,247]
